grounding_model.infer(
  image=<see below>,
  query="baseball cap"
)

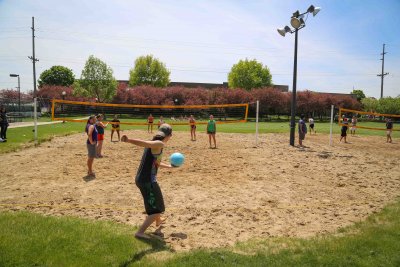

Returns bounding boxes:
[157,123,172,137]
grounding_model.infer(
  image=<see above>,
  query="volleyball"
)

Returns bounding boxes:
[170,152,185,167]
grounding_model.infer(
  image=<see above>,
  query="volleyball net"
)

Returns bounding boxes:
[338,107,400,131]
[51,99,249,126]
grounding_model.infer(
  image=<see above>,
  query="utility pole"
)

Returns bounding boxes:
[28,16,39,98]
[28,16,39,143]
[377,44,389,99]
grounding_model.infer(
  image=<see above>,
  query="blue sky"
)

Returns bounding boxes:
[0,0,399,98]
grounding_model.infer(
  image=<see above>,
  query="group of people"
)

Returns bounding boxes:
[147,114,217,148]
[340,116,393,143]
[299,114,395,146]
[85,114,121,176]
[0,106,9,142]
[84,113,218,239]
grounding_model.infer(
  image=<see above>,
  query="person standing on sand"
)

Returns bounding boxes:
[340,118,349,143]
[147,114,154,133]
[85,115,97,177]
[386,118,393,143]
[121,124,174,239]
[207,115,216,148]
[111,115,121,142]
[298,114,307,147]
[189,114,196,141]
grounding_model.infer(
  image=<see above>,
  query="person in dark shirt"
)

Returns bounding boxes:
[85,115,98,177]
[95,114,108,158]
[121,124,174,239]
[0,106,9,141]
[340,118,349,143]
[386,118,393,143]
[298,114,307,147]
[111,115,121,142]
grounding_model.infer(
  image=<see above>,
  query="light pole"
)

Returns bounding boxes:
[9,74,21,113]
[277,5,321,146]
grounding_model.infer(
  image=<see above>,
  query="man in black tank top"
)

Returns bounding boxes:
[121,124,174,239]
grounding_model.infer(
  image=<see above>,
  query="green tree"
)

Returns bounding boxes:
[129,55,170,87]
[73,55,117,102]
[351,89,366,102]
[361,97,378,112]
[38,65,75,87]
[228,59,272,91]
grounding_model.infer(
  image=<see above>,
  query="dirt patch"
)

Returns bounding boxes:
[0,130,399,251]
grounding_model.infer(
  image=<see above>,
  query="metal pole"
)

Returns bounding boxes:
[32,17,37,98]
[289,28,298,146]
[329,105,334,146]
[378,44,388,99]
[255,100,259,146]
[34,97,38,144]
[18,75,21,113]
[31,17,38,144]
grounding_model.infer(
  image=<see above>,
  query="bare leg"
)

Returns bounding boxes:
[111,130,114,141]
[97,140,103,157]
[194,129,196,140]
[208,134,212,148]
[212,134,216,148]
[135,213,160,238]
[87,157,94,175]
[117,130,120,141]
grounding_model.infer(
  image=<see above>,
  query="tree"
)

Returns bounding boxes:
[228,59,272,91]
[351,89,366,102]
[38,65,75,87]
[129,55,170,87]
[361,97,378,112]
[73,55,117,102]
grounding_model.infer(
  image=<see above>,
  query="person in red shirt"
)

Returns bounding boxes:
[147,114,154,133]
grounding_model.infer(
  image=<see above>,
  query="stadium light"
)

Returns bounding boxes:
[277,5,321,146]
[9,74,21,113]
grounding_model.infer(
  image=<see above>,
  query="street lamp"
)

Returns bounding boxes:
[9,74,21,113]
[277,5,321,146]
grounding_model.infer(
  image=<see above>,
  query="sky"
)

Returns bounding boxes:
[0,0,399,98]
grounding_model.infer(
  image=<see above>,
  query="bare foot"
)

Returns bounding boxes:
[135,232,151,240]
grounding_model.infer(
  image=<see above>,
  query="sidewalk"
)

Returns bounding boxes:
[8,121,63,129]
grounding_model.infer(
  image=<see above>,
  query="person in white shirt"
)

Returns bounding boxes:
[308,117,315,134]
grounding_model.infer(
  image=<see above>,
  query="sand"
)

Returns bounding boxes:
[0,130,399,251]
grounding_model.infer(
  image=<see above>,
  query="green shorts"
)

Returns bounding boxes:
[136,182,165,215]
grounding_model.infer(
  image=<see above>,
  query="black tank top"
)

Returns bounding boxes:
[135,147,163,184]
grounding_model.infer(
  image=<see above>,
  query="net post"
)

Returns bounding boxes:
[51,99,55,121]
[255,100,259,146]
[329,105,334,146]
[34,97,38,144]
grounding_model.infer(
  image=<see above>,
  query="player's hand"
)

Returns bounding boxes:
[121,135,128,142]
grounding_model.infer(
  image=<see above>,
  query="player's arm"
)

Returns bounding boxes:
[121,135,164,149]
[160,162,173,168]
[88,125,95,144]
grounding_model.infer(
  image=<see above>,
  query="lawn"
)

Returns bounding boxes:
[0,198,399,266]
[1,120,398,154]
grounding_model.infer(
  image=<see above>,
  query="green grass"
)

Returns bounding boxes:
[0,212,168,267]
[1,120,398,154]
[1,199,399,266]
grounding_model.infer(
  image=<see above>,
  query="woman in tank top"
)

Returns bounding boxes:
[121,123,174,239]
